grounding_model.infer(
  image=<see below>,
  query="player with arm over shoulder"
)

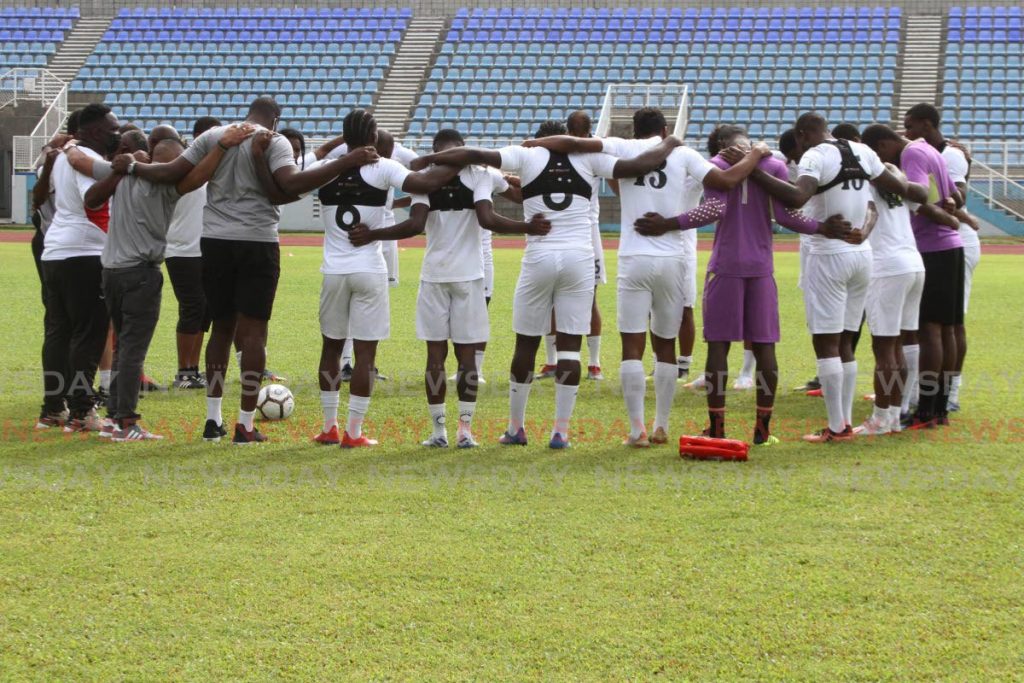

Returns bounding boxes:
[299,110,459,448]
[635,124,853,446]
[416,119,688,448]
[904,102,978,413]
[348,128,550,449]
[861,122,965,430]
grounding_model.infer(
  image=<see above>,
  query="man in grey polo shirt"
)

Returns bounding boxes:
[121,96,379,444]
[88,125,253,441]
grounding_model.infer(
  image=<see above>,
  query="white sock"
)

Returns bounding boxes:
[553,382,578,438]
[206,396,223,424]
[458,400,475,435]
[347,395,370,438]
[99,369,111,391]
[901,344,920,413]
[677,355,692,372]
[950,374,962,404]
[842,360,858,427]
[320,390,340,431]
[620,360,646,439]
[508,381,532,433]
[872,404,889,425]
[888,406,903,431]
[653,362,677,432]
[587,335,601,367]
[238,409,255,431]
[544,335,557,366]
[428,403,446,439]
[739,349,756,380]
[474,349,485,378]
[341,339,354,367]
[817,357,846,434]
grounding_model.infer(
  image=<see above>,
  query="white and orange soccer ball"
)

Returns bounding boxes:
[257,384,295,420]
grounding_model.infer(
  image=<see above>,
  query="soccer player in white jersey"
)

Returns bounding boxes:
[353,128,549,448]
[749,112,928,443]
[854,160,926,435]
[269,110,458,448]
[904,103,980,413]
[523,108,772,446]
[414,121,684,448]
[325,133,416,379]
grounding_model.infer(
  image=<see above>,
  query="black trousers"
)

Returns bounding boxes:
[41,256,110,416]
[103,266,163,422]
[31,221,46,305]
[165,256,209,334]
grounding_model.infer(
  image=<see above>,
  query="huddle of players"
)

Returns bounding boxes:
[32,94,977,448]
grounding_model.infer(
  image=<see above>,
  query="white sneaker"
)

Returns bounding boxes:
[456,432,479,449]
[733,375,755,391]
[421,435,449,448]
[684,375,706,391]
[98,417,117,438]
[449,372,486,384]
[853,415,891,436]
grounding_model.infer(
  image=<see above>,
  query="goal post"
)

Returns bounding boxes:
[594,82,690,142]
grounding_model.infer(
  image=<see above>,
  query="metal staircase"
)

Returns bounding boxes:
[45,16,111,84]
[895,14,944,119]
[371,16,447,136]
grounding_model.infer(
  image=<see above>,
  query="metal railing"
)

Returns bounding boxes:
[969,158,1024,223]
[4,68,69,172]
[0,68,65,111]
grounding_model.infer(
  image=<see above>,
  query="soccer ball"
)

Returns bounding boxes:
[257,384,295,420]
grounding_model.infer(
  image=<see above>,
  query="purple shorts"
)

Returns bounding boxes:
[702,273,780,343]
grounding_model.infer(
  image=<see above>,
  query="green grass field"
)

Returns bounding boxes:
[1,238,1022,680]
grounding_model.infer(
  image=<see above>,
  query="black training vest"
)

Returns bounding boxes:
[815,139,871,194]
[521,151,592,211]
[428,175,476,212]
[318,168,390,231]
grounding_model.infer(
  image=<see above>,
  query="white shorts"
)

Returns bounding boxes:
[963,243,981,314]
[512,249,593,336]
[617,254,689,339]
[481,232,494,298]
[320,272,390,341]
[683,251,698,307]
[416,279,489,344]
[382,239,399,288]
[803,250,872,334]
[866,271,925,337]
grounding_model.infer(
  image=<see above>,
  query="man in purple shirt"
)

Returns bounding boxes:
[637,125,852,445]
[860,124,964,428]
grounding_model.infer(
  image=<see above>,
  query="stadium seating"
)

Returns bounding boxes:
[410,7,900,141]
[0,6,78,73]
[71,7,411,134]
[942,6,1023,148]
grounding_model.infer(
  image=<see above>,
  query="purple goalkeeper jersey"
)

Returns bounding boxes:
[703,156,818,278]
[900,140,963,253]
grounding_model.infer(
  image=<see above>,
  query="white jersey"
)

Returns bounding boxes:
[868,165,925,278]
[317,158,418,275]
[798,139,885,255]
[413,166,504,283]
[601,137,714,258]
[940,145,980,249]
[681,174,704,262]
[42,147,106,261]
[327,142,418,228]
[498,145,617,254]
[164,183,206,258]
